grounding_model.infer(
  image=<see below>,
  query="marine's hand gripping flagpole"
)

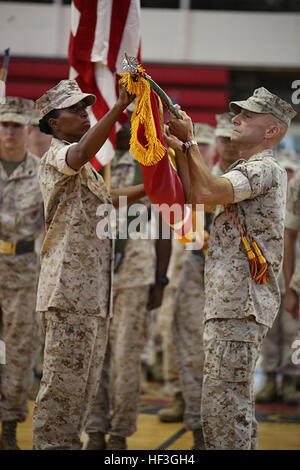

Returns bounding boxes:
[121,54,203,247]
[0,49,11,105]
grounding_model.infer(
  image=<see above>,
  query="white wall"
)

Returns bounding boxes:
[0,3,300,68]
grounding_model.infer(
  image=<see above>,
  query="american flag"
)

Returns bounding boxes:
[68,0,141,171]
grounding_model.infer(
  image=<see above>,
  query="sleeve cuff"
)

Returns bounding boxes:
[285,211,300,231]
[221,170,252,203]
[55,143,79,176]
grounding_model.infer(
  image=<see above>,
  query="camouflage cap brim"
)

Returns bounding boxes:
[0,112,29,125]
[229,100,270,117]
[56,93,96,111]
[46,93,96,117]
[37,91,96,118]
[229,87,297,126]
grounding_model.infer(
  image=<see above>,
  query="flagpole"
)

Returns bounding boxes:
[0,48,11,104]
[103,162,111,191]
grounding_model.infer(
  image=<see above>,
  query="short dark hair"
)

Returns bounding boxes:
[39,109,59,135]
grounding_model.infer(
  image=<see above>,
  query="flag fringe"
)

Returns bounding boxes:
[121,69,166,166]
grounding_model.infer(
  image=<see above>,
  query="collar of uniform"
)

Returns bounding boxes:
[0,151,38,181]
[51,137,72,147]
[224,149,274,174]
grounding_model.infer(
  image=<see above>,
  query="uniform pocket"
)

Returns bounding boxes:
[205,339,257,383]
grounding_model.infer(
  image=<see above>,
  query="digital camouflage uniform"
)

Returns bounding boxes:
[197,88,297,450]
[0,152,44,423]
[156,239,186,396]
[285,170,300,349]
[259,152,300,385]
[0,97,44,425]
[285,171,300,297]
[86,150,156,439]
[202,150,287,449]
[33,136,113,450]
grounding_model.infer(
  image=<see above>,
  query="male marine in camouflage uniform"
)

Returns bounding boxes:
[168,87,296,449]
[166,114,239,448]
[256,150,300,404]
[0,97,44,449]
[284,160,300,378]
[85,120,171,450]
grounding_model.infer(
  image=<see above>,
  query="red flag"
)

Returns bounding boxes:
[138,89,193,239]
[68,0,141,170]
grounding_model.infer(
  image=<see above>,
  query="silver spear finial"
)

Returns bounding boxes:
[122,53,139,74]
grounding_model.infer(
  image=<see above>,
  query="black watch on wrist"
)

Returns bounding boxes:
[156,275,169,286]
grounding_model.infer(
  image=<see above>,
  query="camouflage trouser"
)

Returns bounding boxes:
[201,318,268,450]
[260,294,300,376]
[172,253,205,430]
[157,285,181,396]
[86,285,150,438]
[33,310,110,450]
[156,241,186,395]
[0,284,40,423]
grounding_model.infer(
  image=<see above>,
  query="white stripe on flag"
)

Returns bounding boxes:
[70,2,81,37]
[115,0,141,73]
[69,65,79,80]
[0,81,6,104]
[94,63,117,109]
[91,0,112,63]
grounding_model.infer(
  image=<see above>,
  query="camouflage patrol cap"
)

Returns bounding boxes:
[0,97,35,125]
[215,112,234,138]
[230,87,297,126]
[193,123,215,144]
[36,79,96,118]
[275,149,299,172]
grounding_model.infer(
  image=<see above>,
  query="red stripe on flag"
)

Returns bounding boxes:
[69,0,98,62]
[90,156,102,171]
[107,0,131,73]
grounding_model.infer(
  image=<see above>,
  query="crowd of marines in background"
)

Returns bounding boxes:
[0,83,299,450]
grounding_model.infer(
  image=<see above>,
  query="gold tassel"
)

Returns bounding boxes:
[241,236,259,281]
[121,70,166,166]
[251,241,268,284]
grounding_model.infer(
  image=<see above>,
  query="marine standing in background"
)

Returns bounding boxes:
[28,109,52,159]
[0,97,44,449]
[256,150,300,404]
[157,122,216,425]
[284,156,300,383]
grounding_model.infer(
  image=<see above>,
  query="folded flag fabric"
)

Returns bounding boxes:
[121,67,196,242]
